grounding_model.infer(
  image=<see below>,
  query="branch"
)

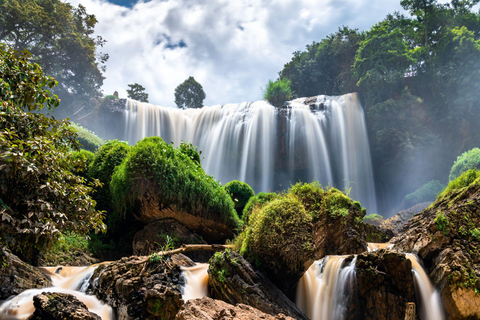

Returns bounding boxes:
[138,244,234,264]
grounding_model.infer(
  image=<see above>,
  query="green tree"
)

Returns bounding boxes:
[262,78,292,107]
[0,0,108,112]
[174,76,206,109]
[0,45,105,264]
[126,83,149,102]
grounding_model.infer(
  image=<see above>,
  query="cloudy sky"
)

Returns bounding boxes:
[70,0,411,107]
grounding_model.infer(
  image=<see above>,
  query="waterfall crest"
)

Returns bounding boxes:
[123,93,377,213]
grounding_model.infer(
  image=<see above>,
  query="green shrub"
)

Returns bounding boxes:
[224,180,255,217]
[449,148,480,181]
[242,192,279,224]
[263,78,293,107]
[438,169,480,200]
[110,136,239,227]
[70,149,95,178]
[89,140,131,213]
[239,196,313,279]
[289,181,325,219]
[178,142,201,164]
[363,213,384,226]
[435,211,449,234]
[70,123,104,152]
[404,180,445,207]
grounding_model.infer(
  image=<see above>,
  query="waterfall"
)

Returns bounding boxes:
[180,263,209,301]
[122,93,377,214]
[0,266,113,320]
[296,256,357,320]
[406,254,446,320]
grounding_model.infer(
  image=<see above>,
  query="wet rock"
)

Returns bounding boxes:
[31,292,101,320]
[0,247,51,300]
[88,255,184,320]
[133,218,212,262]
[208,250,308,320]
[364,223,391,243]
[175,297,296,320]
[392,181,480,320]
[351,250,417,320]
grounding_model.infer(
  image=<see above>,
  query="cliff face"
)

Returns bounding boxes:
[392,179,480,320]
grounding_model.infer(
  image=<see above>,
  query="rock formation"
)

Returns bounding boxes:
[175,297,295,320]
[392,181,480,320]
[207,250,308,320]
[0,247,51,300]
[31,292,101,320]
[380,202,431,236]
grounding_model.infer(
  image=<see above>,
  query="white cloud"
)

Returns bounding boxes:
[70,0,405,106]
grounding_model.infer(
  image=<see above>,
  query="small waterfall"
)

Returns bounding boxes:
[0,265,113,320]
[406,254,446,320]
[180,263,209,301]
[296,256,357,320]
[123,93,377,214]
[367,242,394,252]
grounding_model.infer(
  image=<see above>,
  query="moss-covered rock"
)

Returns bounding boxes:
[392,170,480,320]
[224,180,255,217]
[242,192,279,224]
[110,137,239,243]
[70,123,104,152]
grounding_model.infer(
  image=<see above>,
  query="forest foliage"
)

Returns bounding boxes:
[277,0,480,211]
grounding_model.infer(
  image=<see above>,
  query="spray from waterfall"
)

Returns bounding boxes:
[123,93,377,214]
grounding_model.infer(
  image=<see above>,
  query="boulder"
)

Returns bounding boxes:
[351,250,417,320]
[175,297,295,320]
[208,250,308,320]
[31,292,101,320]
[0,247,51,300]
[392,181,480,320]
[133,219,212,262]
[87,255,185,320]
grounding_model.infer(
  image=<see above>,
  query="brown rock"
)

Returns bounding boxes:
[175,297,296,320]
[31,292,101,320]
[380,202,431,236]
[0,247,51,300]
[208,251,308,320]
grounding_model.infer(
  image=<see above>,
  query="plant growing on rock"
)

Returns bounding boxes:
[110,136,239,228]
[242,192,279,224]
[449,148,480,181]
[262,78,292,107]
[404,180,445,208]
[224,180,255,217]
[69,123,104,152]
[0,45,105,264]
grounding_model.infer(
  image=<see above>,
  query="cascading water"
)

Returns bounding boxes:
[123,93,377,213]
[296,256,357,320]
[180,263,209,301]
[0,265,113,320]
[406,254,446,320]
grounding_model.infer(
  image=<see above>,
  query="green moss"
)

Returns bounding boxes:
[363,213,384,225]
[434,211,449,234]
[70,123,104,152]
[437,169,480,202]
[110,137,239,227]
[404,180,445,207]
[224,180,255,217]
[242,192,279,224]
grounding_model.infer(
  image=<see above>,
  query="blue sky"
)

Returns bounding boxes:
[69,0,415,107]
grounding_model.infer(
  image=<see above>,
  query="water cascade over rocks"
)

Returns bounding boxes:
[123,93,377,213]
[180,263,209,301]
[0,266,113,320]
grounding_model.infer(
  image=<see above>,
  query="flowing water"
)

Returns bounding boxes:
[0,266,113,320]
[296,256,357,320]
[180,263,209,301]
[406,254,446,320]
[367,242,394,252]
[123,93,377,214]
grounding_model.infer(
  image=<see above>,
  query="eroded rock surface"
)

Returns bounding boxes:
[392,182,480,320]
[31,292,101,320]
[351,250,416,320]
[87,255,185,320]
[0,247,51,300]
[208,250,308,320]
[380,202,431,236]
[175,297,295,320]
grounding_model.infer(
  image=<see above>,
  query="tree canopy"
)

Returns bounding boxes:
[127,83,149,102]
[0,45,105,264]
[0,0,108,112]
[174,76,206,109]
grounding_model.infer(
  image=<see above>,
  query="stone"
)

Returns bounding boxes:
[0,247,51,300]
[31,292,101,320]
[380,202,431,236]
[175,297,296,320]
[208,250,308,320]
